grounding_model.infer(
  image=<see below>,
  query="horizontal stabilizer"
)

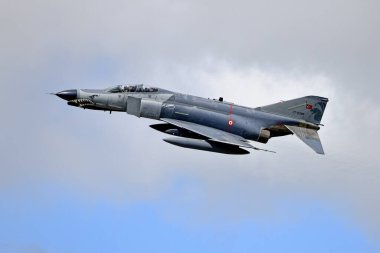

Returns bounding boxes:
[285,125,325,155]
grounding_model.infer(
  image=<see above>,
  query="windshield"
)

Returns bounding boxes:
[106,84,158,93]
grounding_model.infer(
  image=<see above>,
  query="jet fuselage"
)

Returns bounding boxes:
[55,84,327,154]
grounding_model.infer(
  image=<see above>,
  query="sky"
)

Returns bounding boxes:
[1,0,380,252]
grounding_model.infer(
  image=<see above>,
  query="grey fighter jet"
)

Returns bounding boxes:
[55,84,328,155]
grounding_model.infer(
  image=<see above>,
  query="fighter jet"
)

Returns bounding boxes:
[55,84,328,155]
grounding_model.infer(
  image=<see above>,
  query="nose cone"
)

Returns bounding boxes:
[56,89,77,101]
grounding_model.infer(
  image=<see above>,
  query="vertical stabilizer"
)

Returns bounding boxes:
[258,96,328,125]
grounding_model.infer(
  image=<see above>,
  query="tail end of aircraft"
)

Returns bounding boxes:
[258,95,328,125]
[284,125,325,154]
[258,96,329,154]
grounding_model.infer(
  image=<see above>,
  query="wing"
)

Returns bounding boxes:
[161,118,275,153]
[161,118,252,148]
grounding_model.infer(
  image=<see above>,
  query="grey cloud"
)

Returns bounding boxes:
[2,0,378,86]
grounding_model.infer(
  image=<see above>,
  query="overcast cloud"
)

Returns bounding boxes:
[1,0,380,244]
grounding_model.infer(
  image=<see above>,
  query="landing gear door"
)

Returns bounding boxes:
[127,96,142,117]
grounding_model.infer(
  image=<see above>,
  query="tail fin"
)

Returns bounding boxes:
[258,96,328,124]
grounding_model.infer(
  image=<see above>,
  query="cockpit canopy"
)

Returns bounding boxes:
[106,84,158,93]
